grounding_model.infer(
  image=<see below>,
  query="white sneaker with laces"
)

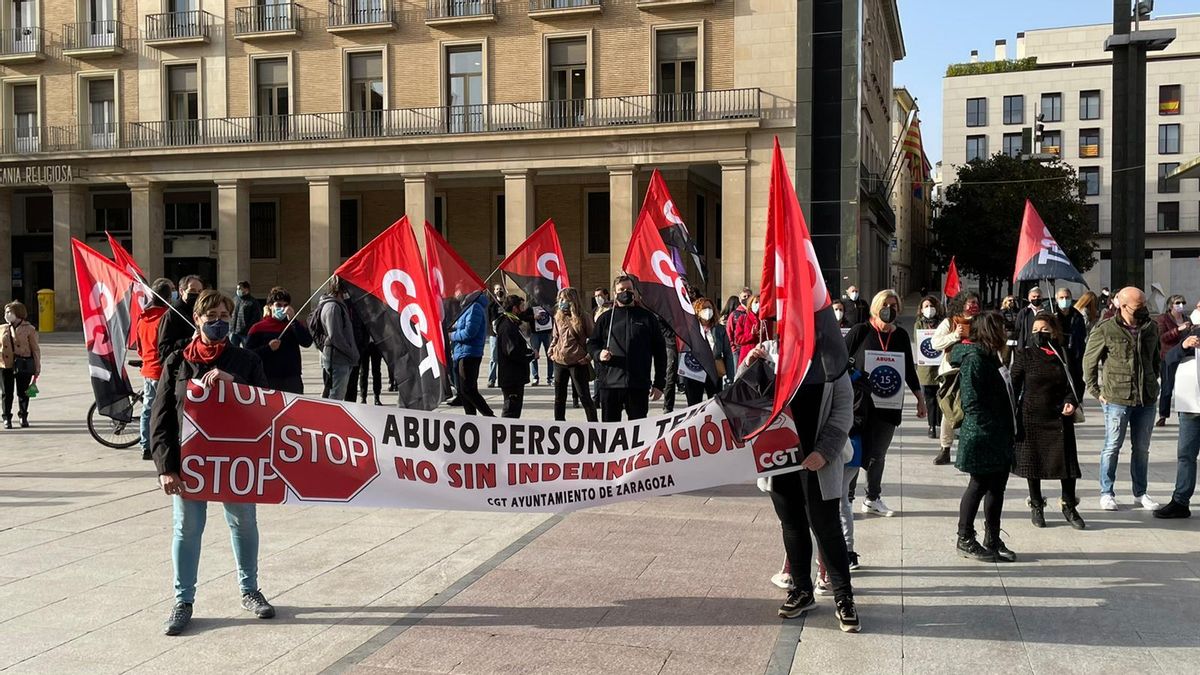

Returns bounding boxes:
[815,578,833,596]
[1137,494,1160,510]
[770,572,794,590]
[1099,494,1118,511]
[862,498,895,517]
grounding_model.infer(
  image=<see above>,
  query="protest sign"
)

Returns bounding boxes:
[915,329,941,367]
[864,350,905,410]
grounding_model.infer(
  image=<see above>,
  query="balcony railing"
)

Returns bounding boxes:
[63,21,125,52]
[235,4,300,36]
[145,10,214,43]
[1,89,761,156]
[329,0,394,27]
[0,27,46,60]
[529,0,601,10]
[427,0,494,20]
[0,127,83,155]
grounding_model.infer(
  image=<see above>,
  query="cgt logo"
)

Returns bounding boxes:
[651,250,696,316]
[750,415,803,473]
[536,252,567,291]
[382,269,441,378]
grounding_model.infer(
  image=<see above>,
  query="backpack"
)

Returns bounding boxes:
[308,298,336,352]
[937,367,965,429]
[848,368,875,435]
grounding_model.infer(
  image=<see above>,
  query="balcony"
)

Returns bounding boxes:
[328,1,396,33]
[145,10,214,46]
[637,0,713,9]
[0,27,46,64]
[63,21,126,57]
[529,0,602,19]
[426,0,495,25]
[235,4,301,39]
[1,89,761,156]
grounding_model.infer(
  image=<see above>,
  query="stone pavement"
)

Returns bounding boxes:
[1,335,1199,674]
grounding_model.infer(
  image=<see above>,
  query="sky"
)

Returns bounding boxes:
[894,0,1198,168]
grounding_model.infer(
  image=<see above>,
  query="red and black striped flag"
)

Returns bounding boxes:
[106,232,151,349]
[72,239,137,422]
[498,219,570,308]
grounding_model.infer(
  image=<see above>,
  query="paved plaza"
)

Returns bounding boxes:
[1,335,1199,674]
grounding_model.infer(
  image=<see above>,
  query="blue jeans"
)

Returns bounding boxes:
[1100,403,1155,498]
[487,336,498,385]
[529,331,553,382]
[1174,413,1200,505]
[172,496,259,604]
[140,378,158,453]
[322,361,354,400]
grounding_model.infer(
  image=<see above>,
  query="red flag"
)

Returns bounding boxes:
[72,239,137,422]
[1013,199,1086,284]
[641,169,706,283]
[944,256,961,298]
[497,219,570,308]
[424,221,487,329]
[106,232,152,348]
[335,217,446,410]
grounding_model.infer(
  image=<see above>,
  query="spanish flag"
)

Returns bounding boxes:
[903,116,932,198]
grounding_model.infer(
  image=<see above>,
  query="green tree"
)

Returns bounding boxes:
[931,153,1099,305]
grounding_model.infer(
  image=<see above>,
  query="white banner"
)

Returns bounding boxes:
[1176,356,1200,414]
[178,381,805,513]
[915,329,941,367]
[864,349,905,410]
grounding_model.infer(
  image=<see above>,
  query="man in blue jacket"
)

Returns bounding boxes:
[450,290,494,416]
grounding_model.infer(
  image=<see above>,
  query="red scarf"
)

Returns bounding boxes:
[183,336,227,365]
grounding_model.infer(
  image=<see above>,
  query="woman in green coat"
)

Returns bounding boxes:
[949,311,1017,563]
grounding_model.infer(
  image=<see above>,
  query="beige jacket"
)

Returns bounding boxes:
[0,321,41,375]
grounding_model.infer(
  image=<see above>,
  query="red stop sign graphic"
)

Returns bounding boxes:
[184,380,286,442]
[180,435,287,504]
[270,399,379,501]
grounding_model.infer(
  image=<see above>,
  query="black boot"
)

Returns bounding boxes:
[374,396,383,406]
[18,414,28,428]
[1061,498,1086,530]
[1027,497,1046,528]
[983,530,1017,562]
[956,532,996,562]
[934,447,951,465]
[2,416,10,430]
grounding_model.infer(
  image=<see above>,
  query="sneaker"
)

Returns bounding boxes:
[1153,500,1192,519]
[956,535,996,562]
[835,596,862,633]
[241,590,276,619]
[163,602,193,636]
[770,572,794,590]
[531,379,540,387]
[815,578,833,596]
[1099,494,1118,511]
[778,588,816,619]
[848,551,861,570]
[861,498,895,517]
[1136,494,1160,511]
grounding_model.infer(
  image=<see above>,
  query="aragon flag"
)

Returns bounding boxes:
[334,217,447,411]
[622,202,721,387]
[72,239,137,423]
[106,232,151,348]
[1013,199,1087,284]
[498,219,570,308]
[642,170,707,284]
[424,222,487,328]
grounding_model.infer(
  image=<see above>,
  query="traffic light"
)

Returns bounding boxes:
[1035,113,1045,143]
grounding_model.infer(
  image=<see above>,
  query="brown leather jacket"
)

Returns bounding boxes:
[0,321,40,375]
[549,312,594,366]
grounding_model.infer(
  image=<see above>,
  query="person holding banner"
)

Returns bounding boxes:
[133,278,176,455]
[931,291,982,466]
[1155,325,1200,519]
[245,287,313,395]
[549,288,598,422]
[1,301,39,429]
[493,294,534,418]
[150,290,275,636]
[914,296,945,439]
[844,290,927,517]
[587,275,666,422]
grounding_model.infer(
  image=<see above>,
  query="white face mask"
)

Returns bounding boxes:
[750,301,760,314]
[848,291,859,301]
[834,309,844,322]
[1174,302,1186,312]
[4,312,16,325]
[700,308,714,321]
[922,307,937,319]
[1191,309,1200,325]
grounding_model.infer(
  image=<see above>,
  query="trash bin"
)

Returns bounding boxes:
[37,289,55,333]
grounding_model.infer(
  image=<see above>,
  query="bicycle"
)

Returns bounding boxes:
[87,390,145,449]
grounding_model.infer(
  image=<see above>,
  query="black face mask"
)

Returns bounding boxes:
[1033,331,1054,349]
[1030,298,1044,307]
[878,306,897,324]
[616,290,635,306]
[183,292,198,304]
[1133,307,1151,325]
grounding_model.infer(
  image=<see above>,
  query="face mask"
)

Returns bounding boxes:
[965,305,981,317]
[201,318,230,342]
[700,308,714,321]
[922,307,937,319]
[1033,331,1053,348]
[1174,302,1186,312]
[878,306,897,324]
[1192,310,1200,325]
[273,307,288,321]
[834,309,844,321]
[848,291,860,301]
[1030,297,1043,307]
[495,290,505,299]
[237,290,247,298]
[1058,298,1071,310]
[594,297,605,307]
[183,291,198,303]
[558,302,571,313]
[751,301,760,314]
[616,290,634,306]
[1132,307,1151,325]
[171,291,180,302]
[4,312,16,325]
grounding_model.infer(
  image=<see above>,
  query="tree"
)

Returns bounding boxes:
[931,153,1099,305]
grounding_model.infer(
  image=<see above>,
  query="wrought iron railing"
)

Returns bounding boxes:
[0,27,45,57]
[145,10,214,42]
[1,89,761,155]
[428,0,494,19]
[235,4,300,34]
[329,0,393,26]
[529,0,601,10]
[63,21,124,51]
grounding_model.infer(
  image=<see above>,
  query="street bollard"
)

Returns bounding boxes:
[37,288,54,333]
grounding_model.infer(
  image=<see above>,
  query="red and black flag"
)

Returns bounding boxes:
[498,219,570,308]
[642,170,707,284]
[622,203,721,387]
[424,221,487,328]
[72,239,137,423]
[106,232,152,348]
[1013,199,1087,285]
[335,217,447,411]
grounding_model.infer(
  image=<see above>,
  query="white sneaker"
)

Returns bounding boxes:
[815,578,833,596]
[1137,494,1160,510]
[1099,494,1118,511]
[862,498,895,517]
[770,572,794,590]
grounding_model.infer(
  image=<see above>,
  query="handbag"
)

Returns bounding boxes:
[13,356,35,376]
[1050,348,1085,423]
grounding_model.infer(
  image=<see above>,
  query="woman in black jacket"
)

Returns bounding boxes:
[245,287,312,394]
[150,290,275,637]
[684,296,735,404]
[493,294,534,418]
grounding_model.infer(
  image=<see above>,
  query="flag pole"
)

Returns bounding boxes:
[143,285,196,329]
[280,273,335,336]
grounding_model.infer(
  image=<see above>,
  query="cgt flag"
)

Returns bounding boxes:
[106,232,151,349]
[424,222,487,327]
[1013,199,1087,285]
[641,170,707,284]
[498,219,570,308]
[622,202,721,386]
[944,256,961,298]
[335,217,447,411]
[72,239,137,422]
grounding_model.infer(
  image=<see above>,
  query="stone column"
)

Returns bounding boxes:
[608,165,636,284]
[0,190,11,304]
[216,179,250,294]
[502,169,535,257]
[131,182,165,282]
[51,184,87,329]
[719,159,749,301]
[308,176,341,296]
[403,172,435,259]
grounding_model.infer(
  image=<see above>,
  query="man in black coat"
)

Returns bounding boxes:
[842,285,869,325]
[1013,286,1046,350]
[156,274,204,364]
[586,275,667,422]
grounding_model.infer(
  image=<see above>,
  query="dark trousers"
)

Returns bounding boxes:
[769,469,853,600]
[922,384,942,432]
[1028,477,1077,504]
[1160,356,1180,419]
[1,368,33,420]
[599,387,650,422]
[683,377,719,406]
[848,420,897,502]
[500,386,524,419]
[268,375,305,396]
[958,471,1010,538]
[662,346,678,413]
[554,363,597,422]
[456,357,493,417]
[358,344,383,402]
[344,368,359,402]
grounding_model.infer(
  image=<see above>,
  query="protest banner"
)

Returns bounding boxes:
[915,329,941,367]
[179,381,806,512]
[863,350,905,410]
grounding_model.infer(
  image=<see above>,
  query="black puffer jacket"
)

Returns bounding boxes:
[586,305,667,391]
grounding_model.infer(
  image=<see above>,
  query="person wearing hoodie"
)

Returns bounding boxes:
[133,278,176,457]
[157,274,204,363]
[450,290,494,417]
[313,277,360,401]
[245,287,313,395]
[493,294,534,418]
